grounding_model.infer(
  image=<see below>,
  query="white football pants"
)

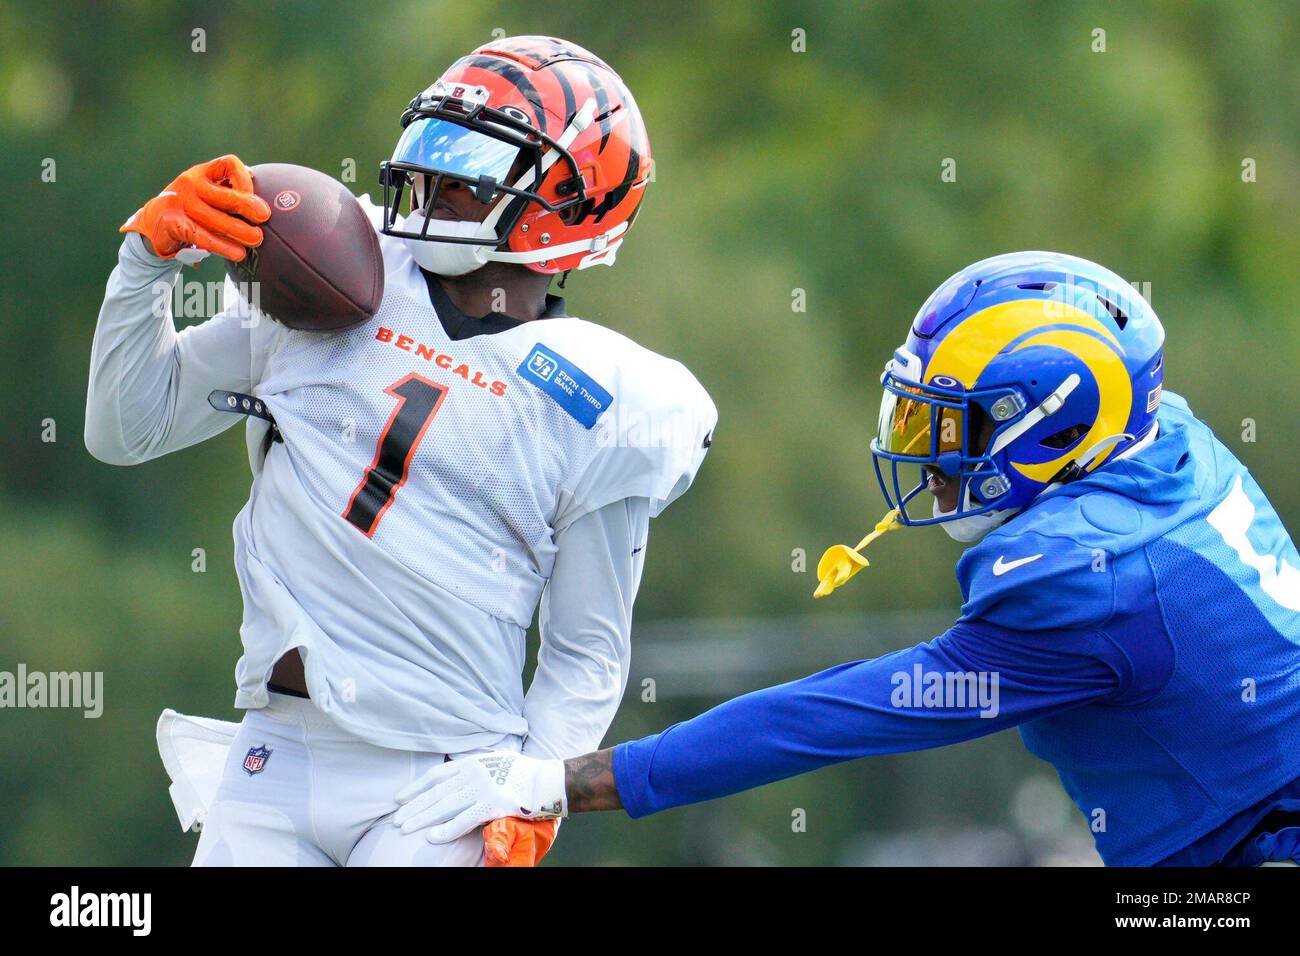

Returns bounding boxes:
[189,692,485,866]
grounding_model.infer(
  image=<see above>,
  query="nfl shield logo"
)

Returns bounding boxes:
[242,745,272,776]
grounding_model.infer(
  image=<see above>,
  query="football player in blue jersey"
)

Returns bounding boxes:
[388,252,1300,866]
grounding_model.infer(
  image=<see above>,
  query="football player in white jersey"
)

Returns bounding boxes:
[86,36,715,867]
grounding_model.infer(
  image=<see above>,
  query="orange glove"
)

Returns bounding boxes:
[483,817,559,867]
[120,155,270,262]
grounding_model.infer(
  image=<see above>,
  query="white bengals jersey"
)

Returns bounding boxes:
[223,199,716,753]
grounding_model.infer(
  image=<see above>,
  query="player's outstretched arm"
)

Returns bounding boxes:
[395,620,1124,842]
[86,156,271,466]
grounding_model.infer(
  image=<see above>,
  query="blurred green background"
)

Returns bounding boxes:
[1,0,1296,865]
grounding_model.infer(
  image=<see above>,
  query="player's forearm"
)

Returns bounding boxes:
[522,679,623,761]
[85,235,186,464]
[606,626,1121,818]
[523,498,644,759]
[520,633,627,759]
[87,235,254,465]
[564,749,623,812]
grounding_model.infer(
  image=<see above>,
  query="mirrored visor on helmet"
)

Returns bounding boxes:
[876,384,965,459]
[391,117,521,182]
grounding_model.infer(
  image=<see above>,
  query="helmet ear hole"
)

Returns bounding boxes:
[1041,423,1089,450]
[559,198,592,225]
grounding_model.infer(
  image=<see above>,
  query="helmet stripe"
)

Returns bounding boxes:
[545,62,577,126]
[568,61,613,151]
[593,141,640,223]
[927,299,1120,387]
[462,56,547,132]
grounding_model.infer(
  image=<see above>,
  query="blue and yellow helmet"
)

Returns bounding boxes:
[871,251,1165,527]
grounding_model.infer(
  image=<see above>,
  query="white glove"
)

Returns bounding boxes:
[393,751,567,844]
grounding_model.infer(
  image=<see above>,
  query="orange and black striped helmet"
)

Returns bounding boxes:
[380,35,652,275]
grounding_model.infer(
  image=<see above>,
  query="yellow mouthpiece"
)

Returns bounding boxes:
[813,508,903,598]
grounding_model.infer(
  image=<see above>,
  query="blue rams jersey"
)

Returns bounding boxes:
[957,391,1300,864]
[613,392,1300,865]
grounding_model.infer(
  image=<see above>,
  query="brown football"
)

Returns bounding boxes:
[225,163,384,331]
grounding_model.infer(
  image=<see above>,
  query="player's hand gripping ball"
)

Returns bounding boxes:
[224,163,385,332]
[120,154,270,262]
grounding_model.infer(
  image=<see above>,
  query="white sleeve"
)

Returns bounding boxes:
[521,496,650,760]
[85,233,255,465]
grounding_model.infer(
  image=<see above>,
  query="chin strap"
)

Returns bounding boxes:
[485,220,628,266]
[1041,422,1153,496]
[1023,421,1161,512]
[813,508,903,599]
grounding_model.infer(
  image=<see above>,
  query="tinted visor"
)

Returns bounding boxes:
[875,384,965,460]
[391,117,521,182]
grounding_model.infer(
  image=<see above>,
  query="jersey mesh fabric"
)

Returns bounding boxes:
[1146,527,1300,783]
[258,282,592,625]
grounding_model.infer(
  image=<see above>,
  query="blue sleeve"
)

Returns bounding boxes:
[613,619,1129,818]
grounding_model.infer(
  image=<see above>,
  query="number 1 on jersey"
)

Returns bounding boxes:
[344,374,448,537]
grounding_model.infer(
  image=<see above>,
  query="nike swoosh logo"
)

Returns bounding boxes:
[992,553,1044,576]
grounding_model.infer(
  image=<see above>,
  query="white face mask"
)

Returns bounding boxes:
[402,210,492,277]
[932,497,1015,544]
